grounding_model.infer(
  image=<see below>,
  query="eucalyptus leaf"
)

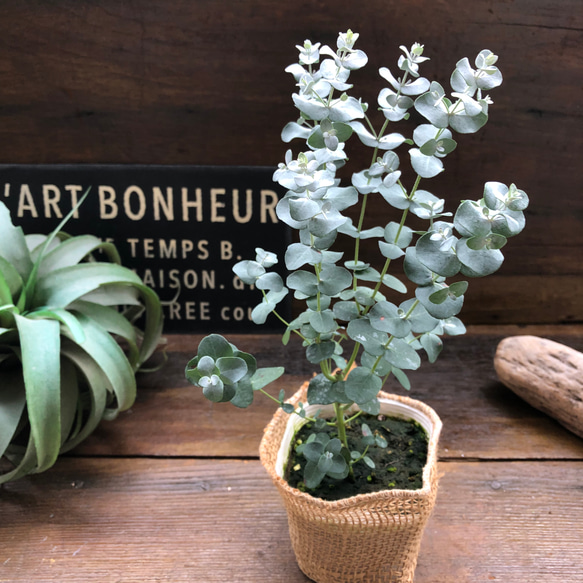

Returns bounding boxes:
[344,367,382,404]
[457,238,504,277]
[306,341,336,364]
[416,231,461,277]
[416,284,464,319]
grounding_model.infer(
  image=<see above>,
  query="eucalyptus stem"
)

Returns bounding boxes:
[184,34,527,495]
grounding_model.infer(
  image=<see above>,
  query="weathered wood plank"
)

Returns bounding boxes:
[73,330,583,460]
[0,1,580,323]
[1,458,582,582]
[0,0,579,167]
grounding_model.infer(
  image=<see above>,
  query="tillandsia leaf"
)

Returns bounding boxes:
[59,358,80,447]
[0,367,26,460]
[70,313,137,413]
[0,429,38,485]
[69,300,140,368]
[37,235,121,277]
[27,308,85,345]
[0,256,24,300]
[0,202,34,281]
[58,340,108,451]
[21,188,92,306]
[14,314,61,473]
[129,282,164,367]
[33,263,145,309]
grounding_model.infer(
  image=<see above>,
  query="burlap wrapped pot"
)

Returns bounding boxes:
[259,381,442,583]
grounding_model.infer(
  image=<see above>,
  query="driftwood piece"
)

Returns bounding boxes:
[494,335,583,439]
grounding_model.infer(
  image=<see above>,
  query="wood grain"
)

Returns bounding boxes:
[2,328,583,582]
[0,1,580,323]
[74,331,583,460]
[1,458,582,582]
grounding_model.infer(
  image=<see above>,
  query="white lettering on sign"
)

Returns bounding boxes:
[3,183,280,223]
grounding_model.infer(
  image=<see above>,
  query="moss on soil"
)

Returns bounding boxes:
[285,413,428,501]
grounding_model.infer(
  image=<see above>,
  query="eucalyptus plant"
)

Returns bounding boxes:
[0,192,163,483]
[186,31,528,490]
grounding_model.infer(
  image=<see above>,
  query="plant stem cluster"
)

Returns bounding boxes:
[186,31,528,490]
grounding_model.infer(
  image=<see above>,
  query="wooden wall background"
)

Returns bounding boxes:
[0,0,581,325]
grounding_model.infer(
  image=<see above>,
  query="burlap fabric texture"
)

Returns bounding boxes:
[259,381,442,583]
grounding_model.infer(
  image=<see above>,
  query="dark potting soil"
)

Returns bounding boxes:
[284,414,429,501]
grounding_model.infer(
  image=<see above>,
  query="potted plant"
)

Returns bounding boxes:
[185,31,528,583]
[0,192,163,483]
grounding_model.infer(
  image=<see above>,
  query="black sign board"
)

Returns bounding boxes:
[0,165,291,333]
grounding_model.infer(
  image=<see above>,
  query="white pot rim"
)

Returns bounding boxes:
[275,394,440,480]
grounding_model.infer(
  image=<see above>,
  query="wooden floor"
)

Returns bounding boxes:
[2,326,583,582]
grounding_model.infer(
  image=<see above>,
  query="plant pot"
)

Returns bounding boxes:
[259,381,442,583]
